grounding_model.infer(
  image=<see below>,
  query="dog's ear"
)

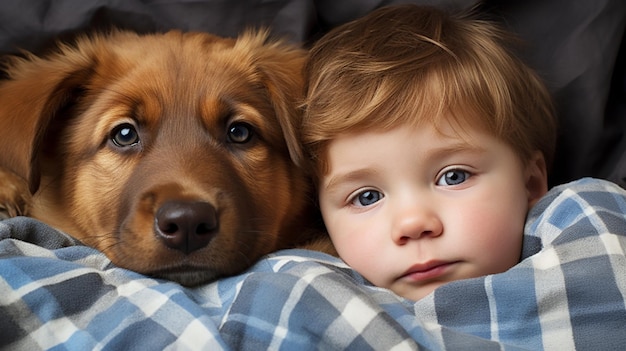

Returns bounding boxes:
[0,44,95,194]
[237,30,308,168]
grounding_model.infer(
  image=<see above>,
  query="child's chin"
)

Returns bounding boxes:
[393,282,444,301]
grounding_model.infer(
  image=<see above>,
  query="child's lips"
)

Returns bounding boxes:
[400,260,458,282]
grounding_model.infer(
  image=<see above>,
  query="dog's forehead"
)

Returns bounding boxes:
[74,31,290,150]
[111,32,251,74]
[115,56,277,129]
[104,34,266,101]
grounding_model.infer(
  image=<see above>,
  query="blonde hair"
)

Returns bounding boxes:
[301,4,557,183]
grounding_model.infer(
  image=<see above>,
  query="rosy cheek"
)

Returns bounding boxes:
[332,226,369,259]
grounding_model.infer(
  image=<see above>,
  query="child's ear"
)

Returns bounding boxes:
[525,151,549,208]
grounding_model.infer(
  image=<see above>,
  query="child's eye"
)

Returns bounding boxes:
[436,169,471,186]
[350,190,383,207]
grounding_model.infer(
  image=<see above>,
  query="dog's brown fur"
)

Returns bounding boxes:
[0,29,328,285]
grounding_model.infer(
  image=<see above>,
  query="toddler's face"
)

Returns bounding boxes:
[318,119,546,300]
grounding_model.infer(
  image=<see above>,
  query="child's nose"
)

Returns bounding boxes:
[391,205,443,244]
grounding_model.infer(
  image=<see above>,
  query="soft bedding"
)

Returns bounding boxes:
[1,177,625,350]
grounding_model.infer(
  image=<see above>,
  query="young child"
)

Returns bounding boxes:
[300,4,558,301]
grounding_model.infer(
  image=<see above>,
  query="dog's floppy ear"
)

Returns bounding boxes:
[237,30,308,168]
[0,43,95,193]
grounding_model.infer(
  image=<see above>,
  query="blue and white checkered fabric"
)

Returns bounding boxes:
[1,177,625,350]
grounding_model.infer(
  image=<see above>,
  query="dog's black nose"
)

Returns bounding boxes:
[155,200,218,254]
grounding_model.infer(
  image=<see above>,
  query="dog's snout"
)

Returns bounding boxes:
[155,200,218,254]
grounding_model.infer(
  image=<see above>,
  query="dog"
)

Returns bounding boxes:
[0,29,326,285]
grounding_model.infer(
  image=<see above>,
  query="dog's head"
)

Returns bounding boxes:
[0,29,315,284]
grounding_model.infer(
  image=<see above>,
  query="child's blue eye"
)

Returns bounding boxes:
[351,190,383,207]
[437,169,470,186]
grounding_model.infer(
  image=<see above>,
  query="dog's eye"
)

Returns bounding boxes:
[227,122,253,143]
[111,123,140,147]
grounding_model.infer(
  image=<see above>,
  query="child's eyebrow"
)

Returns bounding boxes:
[425,142,486,160]
[323,168,379,194]
[321,141,487,193]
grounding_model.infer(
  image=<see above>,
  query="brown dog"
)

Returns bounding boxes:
[0,29,323,285]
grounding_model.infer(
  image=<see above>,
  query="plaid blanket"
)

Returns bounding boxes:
[1,177,625,350]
